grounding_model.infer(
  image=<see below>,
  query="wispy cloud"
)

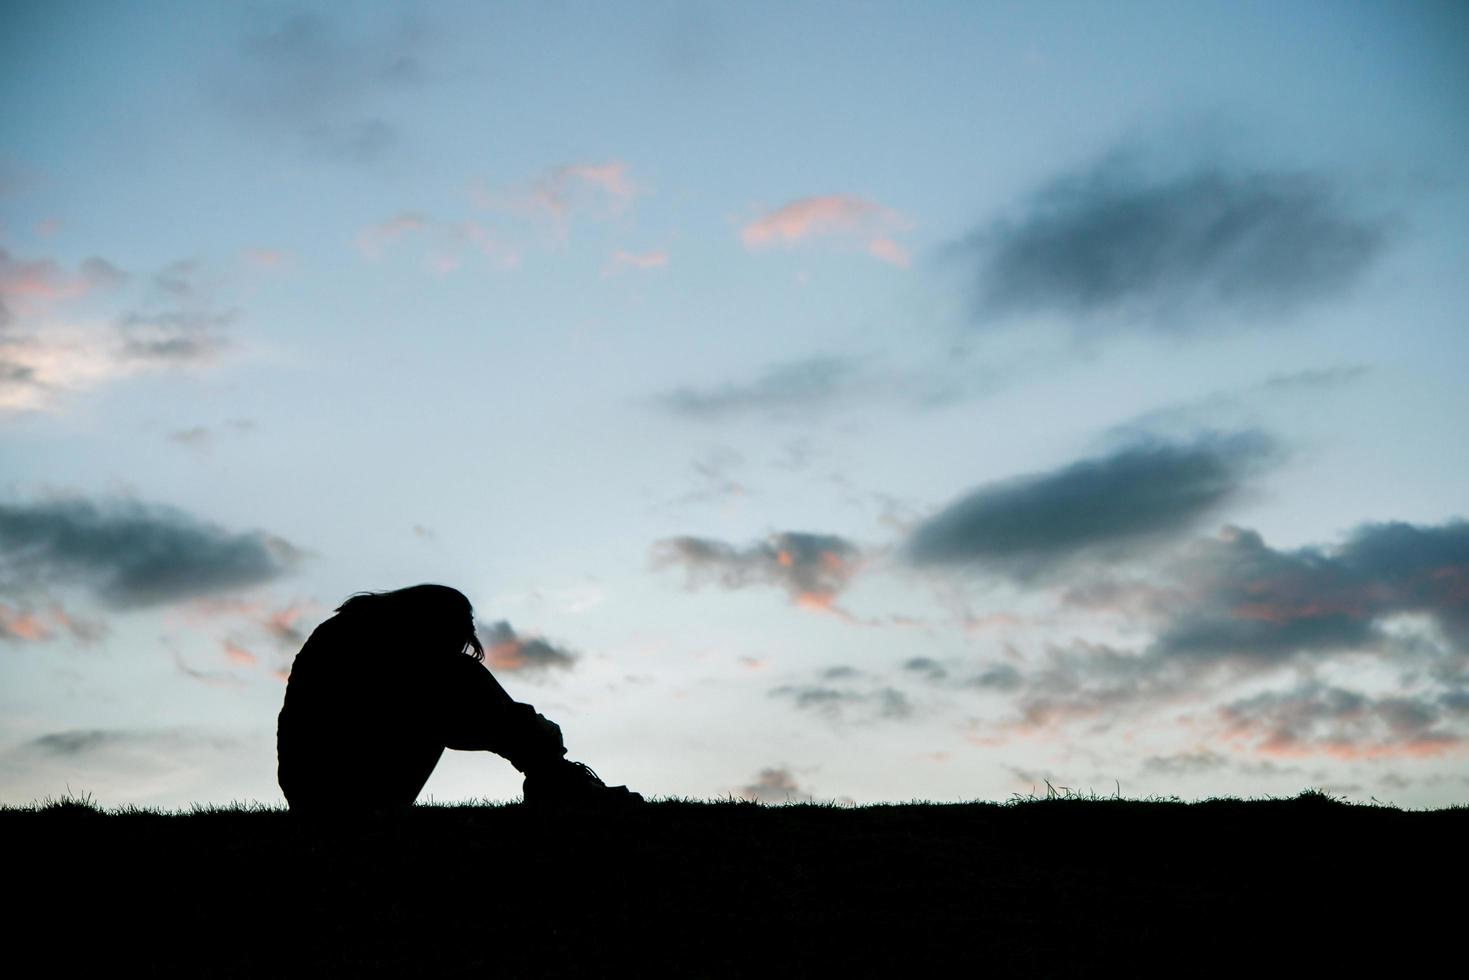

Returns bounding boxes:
[217,12,425,163]
[606,249,669,275]
[474,160,642,234]
[770,675,914,722]
[960,154,1388,331]
[741,195,909,266]
[355,212,430,258]
[654,355,863,420]
[0,600,103,644]
[0,248,126,326]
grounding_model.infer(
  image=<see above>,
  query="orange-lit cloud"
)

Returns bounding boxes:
[478,619,577,675]
[740,195,909,266]
[654,531,863,615]
[0,602,51,642]
[1219,683,1466,761]
[223,639,258,667]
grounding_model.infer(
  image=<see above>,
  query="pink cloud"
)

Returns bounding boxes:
[0,248,126,317]
[866,236,910,268]
[354,212,429,259]
[240,248,290,270]
[740,195,910,265]
[223,639,258,668]
[474,160,642,230]
[606,249,669,274]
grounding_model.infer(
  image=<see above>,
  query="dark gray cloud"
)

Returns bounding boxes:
[906,432,1273,578]
[0,497,303,608]
[654,530,861,608]
[655,355,862,420]
[963,159,1387,330]
[23,727,242,756]
[478,619,577,675]
[1156,520,1469,661]
[770,682,912,721]
[30,730,112,755]
[219,12,425,163]
[902,656,948,682]
[737,766,813,804]
[968,663,1023,692]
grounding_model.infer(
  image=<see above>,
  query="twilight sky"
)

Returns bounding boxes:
[3,0,1468,809]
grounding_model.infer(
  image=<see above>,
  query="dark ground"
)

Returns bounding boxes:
[8,791,1462,977]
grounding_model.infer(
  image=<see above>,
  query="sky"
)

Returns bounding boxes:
[2,0,1467,810]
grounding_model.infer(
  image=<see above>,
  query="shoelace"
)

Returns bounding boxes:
[565,760,605,786]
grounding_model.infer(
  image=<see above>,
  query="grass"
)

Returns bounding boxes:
[7,788,1462,976]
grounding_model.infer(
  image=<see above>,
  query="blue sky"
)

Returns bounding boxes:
[3,0,1468,808]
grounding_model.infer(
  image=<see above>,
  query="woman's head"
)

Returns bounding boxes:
[334,584,484,660]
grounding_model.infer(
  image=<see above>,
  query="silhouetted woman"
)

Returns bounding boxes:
[276,584,640,811]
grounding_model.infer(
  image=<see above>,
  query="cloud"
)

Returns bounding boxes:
[741,195,909,265]
[29,730,114,755]
[477,620,577,675]
[354,214,521,274]
[1,257,238,415]
[903,657,948,682]
[655,355,863,420]
[476,161,641,232]
[770,682,913,722]
[0,497,303,609]
[355,212,430,258]
[1105,365,1369,445]
[654,531,862,610]
[0,248,126,324]
[1154,520,1469,661]
[969,663,1023,692]
[222,639,258,668]
[966,518,1469,747]
[0,600,103,644]
[19,727,242,761]
[167,419,254,452]
[606,249,669,274]
[1220,683,1463,759]
[961,158,1387,330]
[116,310,234,365]
[738,766,813,804]
[906,432,1274,578]
[219,12,424,163]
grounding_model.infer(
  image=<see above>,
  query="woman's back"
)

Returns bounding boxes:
[277,613,443,809]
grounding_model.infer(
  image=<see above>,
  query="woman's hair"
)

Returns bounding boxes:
[335,583,485,660]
